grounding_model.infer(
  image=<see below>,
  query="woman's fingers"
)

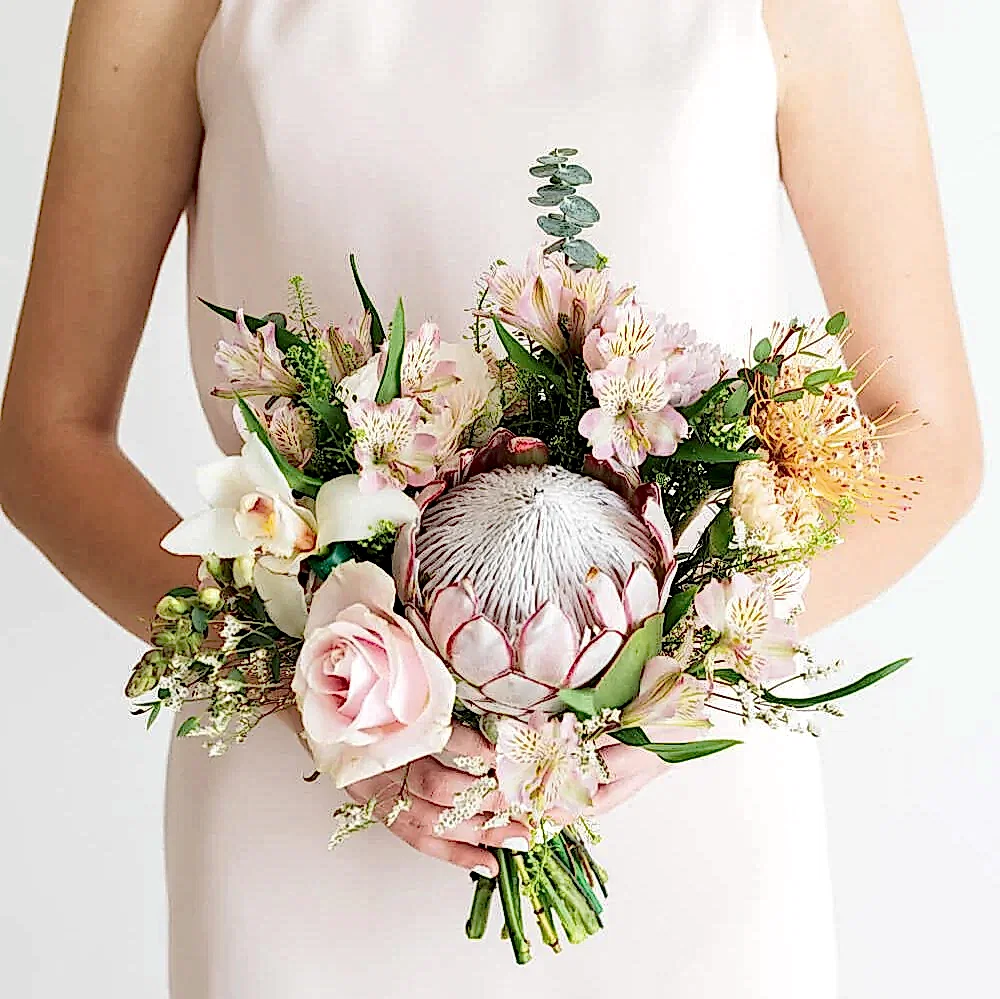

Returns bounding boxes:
[587,744,668,814]
[399,794,530,849]
[443,724,496,764]
[406,755,503,811]
[390,810,499,876]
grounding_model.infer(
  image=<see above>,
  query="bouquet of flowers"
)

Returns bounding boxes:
[126,148,918,964]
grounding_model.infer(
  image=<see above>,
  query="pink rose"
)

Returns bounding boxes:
[292,560,456,787]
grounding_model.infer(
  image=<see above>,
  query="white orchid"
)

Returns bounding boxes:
[162,436,418,638]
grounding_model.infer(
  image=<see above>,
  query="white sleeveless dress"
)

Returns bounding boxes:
[170,2,838,995]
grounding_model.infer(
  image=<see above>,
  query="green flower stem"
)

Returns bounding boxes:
[496,849,532,964]
[465,873,496,941]
[529,855,587,945]
[543,853,601,937]
[553,834,603,917]
[513,854,561,953]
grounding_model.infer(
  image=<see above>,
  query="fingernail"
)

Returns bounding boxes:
[471,864,494,878]
[501,837,529,852]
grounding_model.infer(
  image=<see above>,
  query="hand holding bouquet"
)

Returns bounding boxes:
[127,148,918,963]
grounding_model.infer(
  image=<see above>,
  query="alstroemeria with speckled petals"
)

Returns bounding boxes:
[495,712,599,829]
[347,397,438,493]
[234,398,316,470]
[620,656,712,739]
[579,356,689,466]
[694,573,801,684]
[212,308,301,399]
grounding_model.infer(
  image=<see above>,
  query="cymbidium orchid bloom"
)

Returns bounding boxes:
[212,308,302,399]
[482,246,631,357]
[495,712,599,829]
[620,656,712,740]
[694,573,801,685]
[394,431,677,717]
[579,356,689,466]
[162,436,419,637]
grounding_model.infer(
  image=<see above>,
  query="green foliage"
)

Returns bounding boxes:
[234,395,324,497]
[527,148,607,271]
[375,298,407,404]
[349,254,386,349]
[493,318,566,393]
[197,297,307,353]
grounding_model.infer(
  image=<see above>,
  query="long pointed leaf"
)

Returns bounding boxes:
[492,318,566,394]
[303,395,350,438]
[641,739,741,763]
[349,254,386,349]
[593,613,664,710]
[375,297,406,404]
[198,297,306,353]
[763,658,911,708]
[673,441,760,464]
[662,585,699,634]
[234,394,323,498]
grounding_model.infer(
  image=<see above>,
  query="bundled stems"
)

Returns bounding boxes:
[465,829,608,962]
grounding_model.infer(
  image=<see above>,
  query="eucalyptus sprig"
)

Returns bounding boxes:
[528,148,606,270]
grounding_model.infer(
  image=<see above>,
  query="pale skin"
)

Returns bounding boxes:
[0,0,982,879]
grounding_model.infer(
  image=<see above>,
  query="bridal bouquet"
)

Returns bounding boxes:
[126,148,917,963]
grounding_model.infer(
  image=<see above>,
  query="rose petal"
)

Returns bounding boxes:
[305,561,398,639]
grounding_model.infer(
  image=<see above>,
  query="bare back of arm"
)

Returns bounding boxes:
[0,0,220,639]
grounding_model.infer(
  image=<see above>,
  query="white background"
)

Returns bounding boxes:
[1,3,996,997]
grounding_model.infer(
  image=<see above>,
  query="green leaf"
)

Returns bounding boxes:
[349,254,386,349]
[557,687,599,717]
[560,195,600,225]
[708,507,735,557]
[676,377,740,421]
[190,606,210,634]
[530,191,568,208]
[375,297,406,404]
[763,658,912,708]
[145,701,162,730]
[825,311,848,336]
[307,542,354,581]
[537,154,568,165]
[772,389,805,403]
[611,726,649,747]
[176,716,200,738]
[529,163,558,177]
[640,739,742,763]
[752,338,773,363]
[197,298,306,353]
[554,147,579,157]
[233,394,323,498]
[662,585,699,634]
[756,361,780,378]
[492,318,566,393]
[227,667,247,687]
[563,239,600,268]
[303,395,350,437]
[537,215,582,238]
[554,164,593,185]
[593,613,665,711]
[672,441,760,464]
[803,367,841,388]
[538,183,576,198]
[723,380,750,418]
[165,586,197,599]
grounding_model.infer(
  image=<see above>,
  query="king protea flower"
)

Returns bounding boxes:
[393,431,677,717]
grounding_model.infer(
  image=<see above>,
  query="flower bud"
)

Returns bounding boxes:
[125,651,165,698]
[233,554,255,590]
[156,595,190,620]
[198,587,223,612]
[202,555,232,585]
[153,631,177,649]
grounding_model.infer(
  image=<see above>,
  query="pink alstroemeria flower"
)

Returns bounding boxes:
[579,356,689,466]
[495,712,598,827]
[694,574,801,684]
[212,308,302,399]
[347,397,439,493]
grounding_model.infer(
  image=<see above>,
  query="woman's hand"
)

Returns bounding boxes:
[344,726,531,878]
[589,742,667,815]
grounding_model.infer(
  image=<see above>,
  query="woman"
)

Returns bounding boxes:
[0,1,982,996]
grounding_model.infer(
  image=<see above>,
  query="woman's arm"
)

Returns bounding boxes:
[0,0,219,641]
[765,0,983,634]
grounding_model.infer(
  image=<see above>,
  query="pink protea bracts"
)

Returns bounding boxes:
[393,431,677,717]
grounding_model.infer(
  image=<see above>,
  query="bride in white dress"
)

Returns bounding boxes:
[3,1,982,997]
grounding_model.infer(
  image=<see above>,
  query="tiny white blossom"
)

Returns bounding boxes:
[433,776,498,836]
